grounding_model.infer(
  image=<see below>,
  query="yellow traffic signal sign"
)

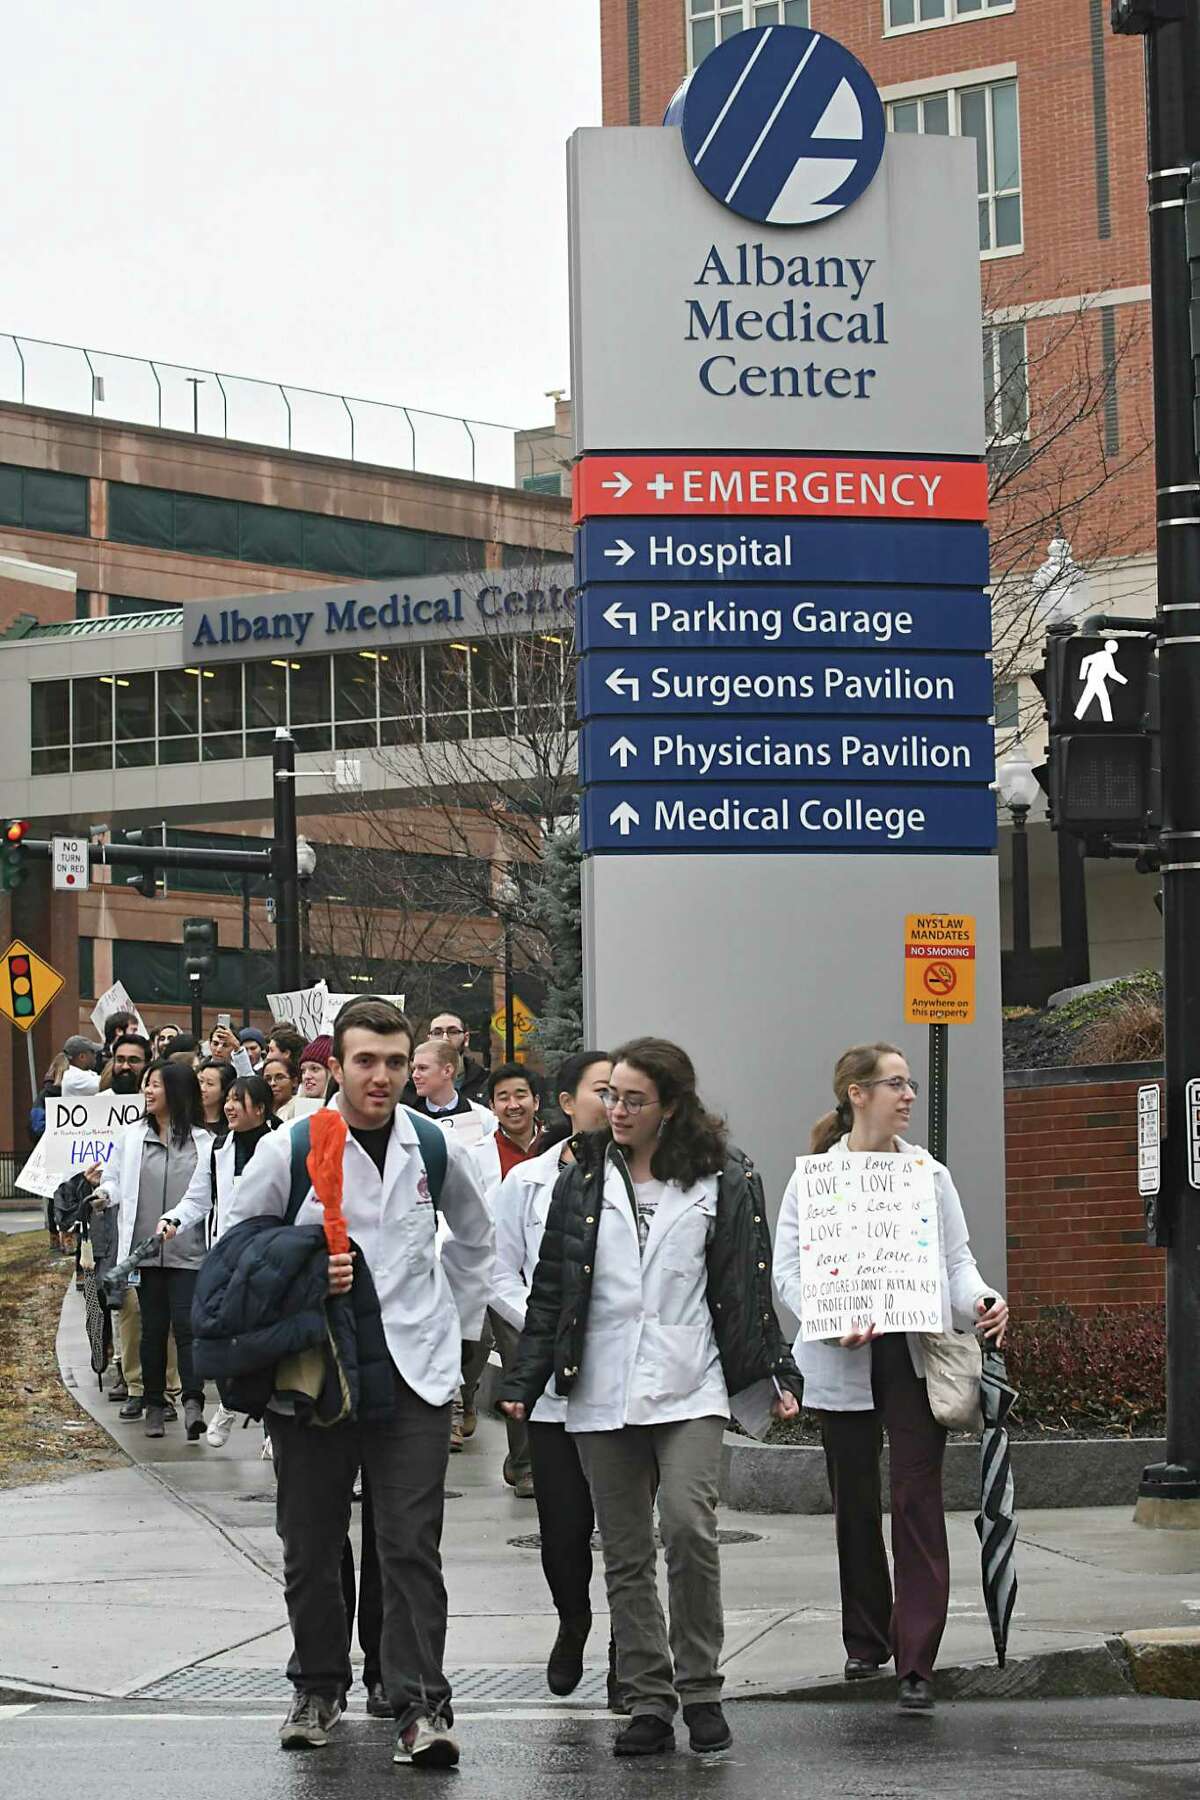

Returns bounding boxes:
[0,938,65,1033]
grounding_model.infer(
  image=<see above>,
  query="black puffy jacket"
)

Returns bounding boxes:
[498,1131,802,1413]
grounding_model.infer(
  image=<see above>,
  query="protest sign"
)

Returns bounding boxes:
[320,991,405,1035]
[42,1092,146,1181]
[427,1110,489,1148]
[90,980,149,1042]
[267,983,328,1040]
[794,1150,942,1343]
[15,1137,59,1202]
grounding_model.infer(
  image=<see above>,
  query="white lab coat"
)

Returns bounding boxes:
[491,1141,568,1424]
[772,1137,1001,1412]
[565,1157,729,1434]
[223,1096,494,1408]
[96,1120,214,1264]
[471,1125,539,1211]
[210,1126,281,1242]
[62,1066,101,1096]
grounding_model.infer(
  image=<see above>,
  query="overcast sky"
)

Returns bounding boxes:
[1,2,600,479]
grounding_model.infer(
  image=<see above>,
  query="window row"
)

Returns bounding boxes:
[685,0,1011,61]
[885,0,1012,32]
[30,639,574,775]
[888,78,1021,254]
[107,482,484,581]
[0,463,89,537]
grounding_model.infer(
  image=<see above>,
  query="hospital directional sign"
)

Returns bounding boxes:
[578,651,993,719]
[577,585,992,653]
[575,518,989,588]
[573,454,988,523]
[581,784,998,853]
[579,718,997,786]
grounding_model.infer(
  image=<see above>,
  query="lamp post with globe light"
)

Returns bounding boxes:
[997,749,1041,998]
[296,835,317,984]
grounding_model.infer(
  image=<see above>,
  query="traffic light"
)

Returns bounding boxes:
[1112,1,1187,31]
[1031,631,1159,841]
[183,916,218,984]
[1,820,29,892]
[118,828,162,899]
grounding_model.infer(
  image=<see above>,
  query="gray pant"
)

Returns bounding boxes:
[575,1414,726,1721]
[267,1368,453,1728]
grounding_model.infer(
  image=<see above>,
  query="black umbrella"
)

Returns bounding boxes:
[975,1341,1019,1667]
[99,1234,164,1305]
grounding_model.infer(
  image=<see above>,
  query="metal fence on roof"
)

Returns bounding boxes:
[0,333,572,494]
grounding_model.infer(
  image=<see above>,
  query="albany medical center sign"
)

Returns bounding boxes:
[573,24,1006,1282]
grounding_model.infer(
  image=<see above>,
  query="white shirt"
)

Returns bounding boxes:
[62,1066,101,1095]
[491,1141,569,1424]
[773,1136,1001,1412]
[223,1096,494,1407]
[565,1153,729,1434]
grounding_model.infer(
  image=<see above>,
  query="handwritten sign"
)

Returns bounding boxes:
[320,991,406,1036]
[795,1150,942,1343]
[43,1092,146,1180]
[427,1110,490,1148]
[267,983,328,1039]
[15,1137,59,1202]
[90,980,148,1042]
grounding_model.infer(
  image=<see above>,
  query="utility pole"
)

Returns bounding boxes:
[1113,0,1200,1524]
[272,729,302,994]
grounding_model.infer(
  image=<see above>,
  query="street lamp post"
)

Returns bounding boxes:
[495,871,520,1061]
[297,835,317,983]
[271,729,301,993]
[997,752,1041,985]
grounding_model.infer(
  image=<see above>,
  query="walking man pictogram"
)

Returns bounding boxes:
[1074,639,1127,723]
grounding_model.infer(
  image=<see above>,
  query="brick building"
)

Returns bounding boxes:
[598,0,1162,988]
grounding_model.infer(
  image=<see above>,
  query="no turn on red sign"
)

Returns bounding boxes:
[904,913,976,1026]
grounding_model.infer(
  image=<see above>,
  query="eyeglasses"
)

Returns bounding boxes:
[599,1088,657,1115]
[860,1076,920,1097]
[429,1025,465,1039]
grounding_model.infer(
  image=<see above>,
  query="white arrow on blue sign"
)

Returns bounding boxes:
[582,783,998,853]
[575,519,989,588]
[578,650,994,719]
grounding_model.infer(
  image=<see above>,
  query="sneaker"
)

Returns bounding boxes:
[394,1716,460,1768]
[184,1399,206,1442]
[206,1404,238,1448]
[365,1680,391,1719]
[614,1715,674,1757]
[144,1405,166,1439]
[682,1702,732,1754]
[460,1403,477,1439]
[119,1396,145,1421]
[897,1674,934,1714]
[546,1613,591,1696]
[162,1401,178,1423]
[279,1692,342,1749]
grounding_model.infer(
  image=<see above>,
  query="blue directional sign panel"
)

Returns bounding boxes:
[576,518,989,589]
[578,584,992,653]
[579,718,997,786]
[579,651,993,720]
[582,784,998,853]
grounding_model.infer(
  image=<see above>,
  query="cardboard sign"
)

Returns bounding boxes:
[794,1149,942,1342]
[320,991,406,1036]
[427,1110,490,1148]
[15,1137,59,1202]
[42,1092,146,1180]
[90,980,149,1042]
[904,913,976,1025]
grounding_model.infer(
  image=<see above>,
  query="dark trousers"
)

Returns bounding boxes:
[339,1474,383,1690]
[268,1369,453,1728]
[819,1332,949,1683]
[527,1419,595,1622]
[136,1267,201,1406]
[489,1311,530,1480]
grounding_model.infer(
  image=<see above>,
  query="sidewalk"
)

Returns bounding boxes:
[1,1283,1198,1705]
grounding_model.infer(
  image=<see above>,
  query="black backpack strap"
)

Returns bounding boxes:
[284,1118,314,1224]
[407,1110,447,1209]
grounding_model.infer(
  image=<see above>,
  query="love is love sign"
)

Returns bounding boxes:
[795,1149,942,1342]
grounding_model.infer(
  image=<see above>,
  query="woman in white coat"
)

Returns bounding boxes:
[205,1073,279,1448]
[773,1042,1008,1714]
[89,1060,214,1442]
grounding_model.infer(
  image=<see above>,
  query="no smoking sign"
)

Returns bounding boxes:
[904,914,975,1025]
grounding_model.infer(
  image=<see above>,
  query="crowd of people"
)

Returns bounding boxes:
[42,994,1007,1770]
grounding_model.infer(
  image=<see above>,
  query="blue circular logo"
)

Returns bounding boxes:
[670,26,885,228]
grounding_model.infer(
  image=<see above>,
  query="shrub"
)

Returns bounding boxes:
[1005,1306,1165,1436]
[1074,996,1163,1067]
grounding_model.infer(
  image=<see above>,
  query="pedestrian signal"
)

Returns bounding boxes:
[1031,630,1158,841]
[2,819,29,893]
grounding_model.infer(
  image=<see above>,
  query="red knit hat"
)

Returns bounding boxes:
[300,1035,333,1068]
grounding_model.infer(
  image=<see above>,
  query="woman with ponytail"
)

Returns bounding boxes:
[500,1036,802,1760]
[773,1043,1008,1715]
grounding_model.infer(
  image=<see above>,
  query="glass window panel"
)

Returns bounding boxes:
[890,99,919,132]
[335,719,378,750]
[377,647,423,718]
[753,3,777,24]
[114,671,156,741]
[426,534,484,577]
[922,93,950,136]
[72,741,113,772]
[72,677,113,746]
[994,192,1022,247]
[288,657,331,728]
[108,483,175,548]
[958,88,990,192]
[978,199,991,252]
[174,492,239,559]
[302,513,366,577]
[994,682,1019,731]
[379,715,421,746]
[245,729,276,760]
[239,502,304,568]
[23,470,88,536]
[425,644,470,715]
[116,740,157,769]
[201,664,242,737]
[365,523,427,579]
[991,82,1021,193]
[783,1,809,22]
[0,465,21,525]
[999,326,1029,436]
[32,747,70,776]
[115,941,182,1007]
[920,0,947,18]
[424,711,468,743]
[515,640,565,710]
[31,680,69,748]
[159,669,199,736]
[159,735,199,765]
[291,723,332,752]
[889,0,916,22]
[983,333,997,425]
[334,651,378,720]
[691,16,716,58]
[470,642,516,713]
[244,660,287,732]
[958,0,984,11]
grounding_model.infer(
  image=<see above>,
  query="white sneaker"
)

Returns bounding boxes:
[393,1716,460,1768]
[206,1404,238,1448]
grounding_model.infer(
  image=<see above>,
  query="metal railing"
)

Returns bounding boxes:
[0,332,572,493]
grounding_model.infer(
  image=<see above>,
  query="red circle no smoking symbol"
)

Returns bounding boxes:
[923,962,957,996]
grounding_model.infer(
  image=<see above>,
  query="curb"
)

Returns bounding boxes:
[740,1640,1136,1704]
[0,1676,108,1706]
[1122,1629,1200,1700]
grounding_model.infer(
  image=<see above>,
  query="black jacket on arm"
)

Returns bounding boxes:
[497,1130,803,1414]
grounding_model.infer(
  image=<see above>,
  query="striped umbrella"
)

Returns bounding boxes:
[975,1343,1019,1667]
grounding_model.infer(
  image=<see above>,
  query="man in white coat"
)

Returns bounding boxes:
[222,997,493,1771]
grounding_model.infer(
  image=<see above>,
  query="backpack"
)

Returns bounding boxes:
[282,1110,448,1224]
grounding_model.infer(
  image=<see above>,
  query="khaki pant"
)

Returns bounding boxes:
[575,1414,726,1721]
[118,1289,180,1400]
